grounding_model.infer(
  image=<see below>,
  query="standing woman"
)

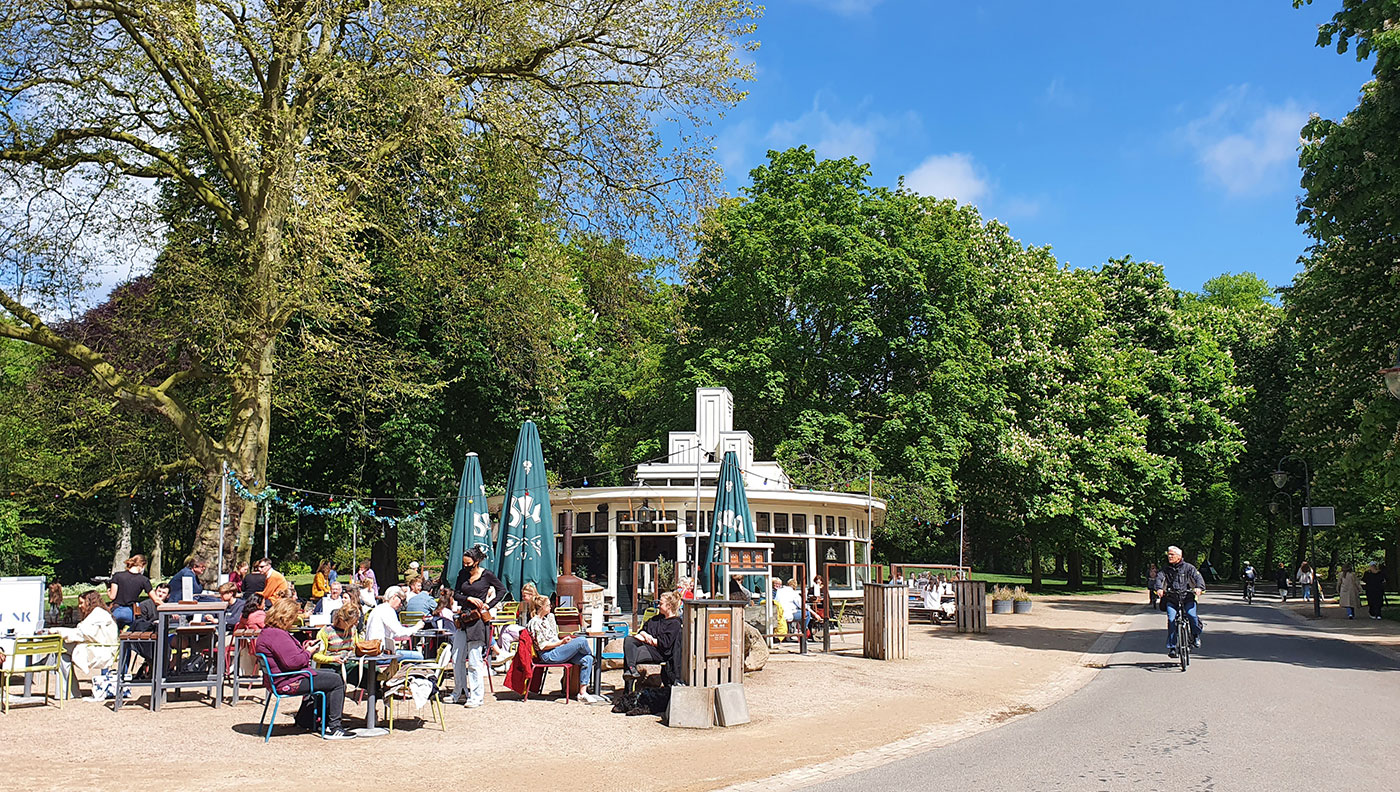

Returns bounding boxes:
[355,560,378,599]
[1362,562,1387,620]
[1296,561,1315,601]
[450,545,504,708]
[108,555,152,631]
[1337,564,1362,620]
[312,560,331,604]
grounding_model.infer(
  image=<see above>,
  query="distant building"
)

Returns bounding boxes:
[528,387,886,608]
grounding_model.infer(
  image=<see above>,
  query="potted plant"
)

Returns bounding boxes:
[991,585,1014,614]
[1012,586,1032,614]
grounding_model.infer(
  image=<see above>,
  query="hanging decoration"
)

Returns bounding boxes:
[224,470,432,531]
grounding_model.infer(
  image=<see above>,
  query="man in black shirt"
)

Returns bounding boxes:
[623,590,683,685]
[241,558,271,601]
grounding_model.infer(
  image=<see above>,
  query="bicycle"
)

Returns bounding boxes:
[1168,594,1196,672]
[1243,580,1254,604]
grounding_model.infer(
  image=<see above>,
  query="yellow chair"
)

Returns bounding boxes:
[773,601,788,638]
[554,606,580,635]
[3,634,67,711]
[636,607,659,630]
[399,611,426,626]
[386,644,450,733]
[492,601,520,625]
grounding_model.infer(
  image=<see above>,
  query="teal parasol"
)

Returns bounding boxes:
[493,420,557,598]
[446,452,490,588]
[703,450,760,596]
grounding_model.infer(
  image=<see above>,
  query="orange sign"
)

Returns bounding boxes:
[706,611,732,658]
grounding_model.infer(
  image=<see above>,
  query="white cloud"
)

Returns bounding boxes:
[765,102,919,166]
[903,153,990,206]
[1182,88,1308,196]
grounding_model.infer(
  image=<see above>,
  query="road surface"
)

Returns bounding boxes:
[809,593,1400,791]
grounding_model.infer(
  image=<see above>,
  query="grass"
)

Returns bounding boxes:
[965,572,1140,596]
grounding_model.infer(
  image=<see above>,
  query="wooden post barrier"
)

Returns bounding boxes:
[862,582,908,660]
[952,580,986,633]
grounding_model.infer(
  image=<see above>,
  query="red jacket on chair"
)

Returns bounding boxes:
[503,629,536,695]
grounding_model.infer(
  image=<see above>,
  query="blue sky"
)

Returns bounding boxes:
[712,1,1375,292]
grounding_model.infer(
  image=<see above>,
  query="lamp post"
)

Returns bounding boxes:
[1271,455,1319,617]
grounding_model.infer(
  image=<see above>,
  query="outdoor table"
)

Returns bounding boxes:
[152,601,228,712]
[411,628,452,659]
[354,653,398,738]
[584,631,609,697]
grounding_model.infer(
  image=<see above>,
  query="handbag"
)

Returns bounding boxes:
[354,638,382,656]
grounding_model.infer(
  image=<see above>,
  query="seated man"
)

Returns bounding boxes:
[316,581,346,616]
[218,582,247,629]
[403,575,437,616]
[168,556,208,601]
[776,577,806,636]
[622,590,683,685]
[364,586,424,660]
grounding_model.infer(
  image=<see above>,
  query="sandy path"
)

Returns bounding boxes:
[1,591,1140,791]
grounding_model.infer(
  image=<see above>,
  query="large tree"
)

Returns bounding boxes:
[0,0,757,575]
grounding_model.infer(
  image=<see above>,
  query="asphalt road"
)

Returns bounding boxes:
[809,593,1400,792]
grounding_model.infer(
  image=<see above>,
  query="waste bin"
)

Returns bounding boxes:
[862,582,908,660]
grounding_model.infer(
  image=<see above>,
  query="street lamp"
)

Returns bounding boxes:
[1272,455,1319,617]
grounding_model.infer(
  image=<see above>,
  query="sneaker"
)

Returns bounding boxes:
[1168,649,1178,658]
[1194,638,1202,649]
[580,692,608,705]
[322,728,356,741]
[464,700,482,709]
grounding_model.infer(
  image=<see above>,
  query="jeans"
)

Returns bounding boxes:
[452,630,486,705]
[394,648,423,661]
[1346,607,1355,618]
[1165,600,1202,650]
[111,605,134,631]
[282,669,347,731]
[540,635,596,687]
[1301,583,1313,600]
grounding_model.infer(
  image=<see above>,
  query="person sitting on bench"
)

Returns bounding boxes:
[622,590,683,686]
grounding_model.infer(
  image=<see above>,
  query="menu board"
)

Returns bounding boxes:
[706,610,732,658]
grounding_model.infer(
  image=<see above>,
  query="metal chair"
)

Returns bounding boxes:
[255,652,325,742]
[386,644,449,732]
[3,634,67,711]
[398,611,426,626]
[515,629,576,703]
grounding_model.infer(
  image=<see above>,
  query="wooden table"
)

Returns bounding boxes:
[152,601,228,712]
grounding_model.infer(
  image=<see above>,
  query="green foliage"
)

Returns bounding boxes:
[0,500,54,577]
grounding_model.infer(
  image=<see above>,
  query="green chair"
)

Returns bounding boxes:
[386,644,450,732]
[3,634,67,712]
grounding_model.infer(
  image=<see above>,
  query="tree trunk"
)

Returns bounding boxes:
[111,498,134,573]
[1067,548,1084,589]
[1229,522,1241,581]
[1293,519,1308,569]
[150,522,163,580]
[372,520,399,589]
[1263,510,1276,571]
[1054,554,1066,577]
[1030,537,1042,589]
[1095,553,1104,588]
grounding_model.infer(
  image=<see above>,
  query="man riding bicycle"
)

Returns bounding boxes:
[1153,546,1205,658]
[1241,562,1256,599]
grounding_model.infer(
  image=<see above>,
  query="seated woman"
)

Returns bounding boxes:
[526,595,608,704]
[312,603,363,683]
[255,598,356,740]
[236,593,268,631]
[54,590,118,698]
[622,590,683,685]
[125,581,171,675]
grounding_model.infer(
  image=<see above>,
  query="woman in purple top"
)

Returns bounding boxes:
[356,560,379,597]
[256,599,355,740]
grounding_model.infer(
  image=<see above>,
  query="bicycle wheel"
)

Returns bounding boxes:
[1246,585,1252,605]
[1178,618,1190,671]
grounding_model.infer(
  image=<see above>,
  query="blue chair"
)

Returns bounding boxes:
[255,652,325,742]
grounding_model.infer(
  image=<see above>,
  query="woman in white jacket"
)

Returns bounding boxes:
[55,591,118,699]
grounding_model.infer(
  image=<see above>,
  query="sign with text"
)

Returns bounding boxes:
[0,576,45,637]
[706,610,732,658]
[725,545,771,575]
[1303,507,1336,527]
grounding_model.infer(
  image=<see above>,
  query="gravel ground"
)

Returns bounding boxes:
[1,592,1141,791]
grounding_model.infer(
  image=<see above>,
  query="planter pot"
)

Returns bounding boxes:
[1013,599,1032,614]
[992,599,1014,614]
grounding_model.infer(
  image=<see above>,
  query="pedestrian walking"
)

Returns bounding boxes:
[1361,562,1387,620]
[1296,561,1315,601]
[1275,562,1291,601]
[1146,563,1159,608]
[1337,564,1362,619]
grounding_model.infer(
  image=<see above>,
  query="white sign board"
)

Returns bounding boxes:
[1303,507,1337,527]
[0,576,46,638]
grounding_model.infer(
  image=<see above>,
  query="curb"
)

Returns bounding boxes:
[1269,599,1400,665]
[710,601,1142,792]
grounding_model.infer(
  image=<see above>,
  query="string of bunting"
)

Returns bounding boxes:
[224,470,432,530]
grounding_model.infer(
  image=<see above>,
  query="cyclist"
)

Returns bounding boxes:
[1241,562,1256,600]
[1153,546,1205,659]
